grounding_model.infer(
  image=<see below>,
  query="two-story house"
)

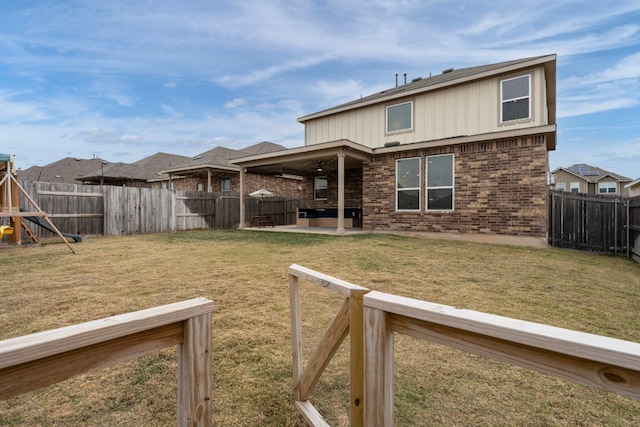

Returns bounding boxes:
[551,164,633,196]
[231,54,557,237]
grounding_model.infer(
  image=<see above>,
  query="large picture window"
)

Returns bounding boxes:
[314,176,328,200]
[386,101,413,133]
[501,75,530,122]
[426,154,454,211]
[396,158,420,211]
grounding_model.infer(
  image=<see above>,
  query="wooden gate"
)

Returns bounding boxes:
[549,191,632,255]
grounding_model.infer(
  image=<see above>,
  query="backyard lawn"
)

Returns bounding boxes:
[0,230,639,426]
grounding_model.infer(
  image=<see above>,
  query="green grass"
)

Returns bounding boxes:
[0,229,639,426]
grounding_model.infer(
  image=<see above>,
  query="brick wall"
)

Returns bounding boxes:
[363,135,549,237]
[299,168,363,209]
[152,171,303,198]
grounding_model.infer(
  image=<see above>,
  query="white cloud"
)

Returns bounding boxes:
[224,98,246,109]
[119,134,142,143]
[558,53,640,118]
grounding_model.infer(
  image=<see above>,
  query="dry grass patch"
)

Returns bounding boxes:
[0,230,639,426]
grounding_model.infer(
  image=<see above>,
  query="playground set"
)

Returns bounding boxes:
[0,154,78,253]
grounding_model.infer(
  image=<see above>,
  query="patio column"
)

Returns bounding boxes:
[337,151,345,234]
[207,169,212,192]
[239,167,246,228]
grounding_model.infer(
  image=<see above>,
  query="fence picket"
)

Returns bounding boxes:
[16,181,299,238]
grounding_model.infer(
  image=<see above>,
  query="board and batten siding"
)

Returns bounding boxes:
[304,66,548,148]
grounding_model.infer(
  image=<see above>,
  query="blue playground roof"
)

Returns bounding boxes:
[0,153,11,162]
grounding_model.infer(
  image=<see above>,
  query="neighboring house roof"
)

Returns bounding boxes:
[78,152,190,183]
[163,141,287,174]
[552,164,632,183]
[299,54,556,124]
[18,157,110,184]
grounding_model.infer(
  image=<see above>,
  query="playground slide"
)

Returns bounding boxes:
[20,209,82,243]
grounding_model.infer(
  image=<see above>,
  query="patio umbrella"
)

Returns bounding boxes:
[249,188,275,215]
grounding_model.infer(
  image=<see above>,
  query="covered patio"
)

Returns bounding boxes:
[230,140,371,234]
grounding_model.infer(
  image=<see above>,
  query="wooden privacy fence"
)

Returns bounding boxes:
[17,181,300,238]
[549,191,640,258]
[0,298,214,427]
[288,264,640,427]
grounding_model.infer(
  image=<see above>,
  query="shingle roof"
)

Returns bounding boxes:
[554,164,632,182]
[238,141,286,156]
[78,152,191,182]
[164,141,288,173]
[18,157,110,184]
[18,142,288,183]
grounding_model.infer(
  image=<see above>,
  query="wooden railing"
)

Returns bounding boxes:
[289,264,640,427]
[288,264,370,426]
[0,298,214,427]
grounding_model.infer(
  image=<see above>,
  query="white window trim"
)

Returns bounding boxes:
[570,182,580,193]
[500,74,531,123]
[386,100,414,134]
[598,182,617,194]
[396,157,420,212]
[556,182,566,191]
[426,153,455,212]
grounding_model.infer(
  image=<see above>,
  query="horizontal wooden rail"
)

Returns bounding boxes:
[363,291,640,426]
[0,297,214,427]
[37,191,103,197]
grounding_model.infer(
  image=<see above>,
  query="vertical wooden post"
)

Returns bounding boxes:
[336,151,345,234]
[364,306,394,427]
[289,273,303,401]
[239,167,246,228]
[178,313,212,427]
[10,172,21,244]
[349,289,368,427]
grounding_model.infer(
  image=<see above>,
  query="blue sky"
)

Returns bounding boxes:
[1,1,639,179]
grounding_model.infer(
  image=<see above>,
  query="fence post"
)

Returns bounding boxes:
[350,289,368,427]
[627,200,631,258]
[177,312,213,427]
[615,198,619,255]
[364,306,394,427]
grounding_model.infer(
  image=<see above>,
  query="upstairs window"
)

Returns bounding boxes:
[396,158,420,211]
[386,101,413,133]
[314,176,328,200]
[426,154,454,211]
[598,182,617,194]
[221,176,231,192]
[501,75,530,122]
[556,182,566,191]
[570,182,580,193]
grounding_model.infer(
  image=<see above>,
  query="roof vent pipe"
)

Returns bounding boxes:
[404,73,407,85]
[395,73,398,87]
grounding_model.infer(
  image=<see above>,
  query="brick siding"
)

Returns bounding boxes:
[363,135,549,236]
